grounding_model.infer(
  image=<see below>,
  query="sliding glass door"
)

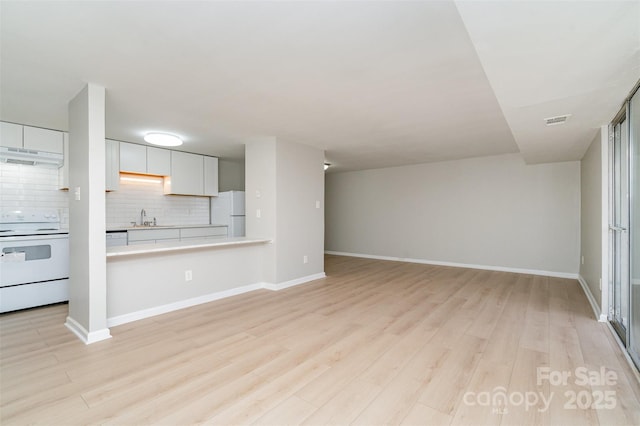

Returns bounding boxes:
[610,85,639,369]
[629,89,640,368]
[610,110,630,344]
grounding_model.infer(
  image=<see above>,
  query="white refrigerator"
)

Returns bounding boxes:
[210,190,245,237]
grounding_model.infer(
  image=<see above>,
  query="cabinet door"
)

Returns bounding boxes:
[180,226,227,239]
[0,122,23,148]
[128,228,180,243]
[58,133,69,190]
[119,142,146,173]
[147,147,171,176]
[203,156,219,196]
[166,151,204,195]
[23,126,63,153]
[105,139,120,191]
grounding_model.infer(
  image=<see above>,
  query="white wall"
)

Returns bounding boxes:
[326,153,581,276]
[106,178,209,228]
[218,159,245,192]
[580,131,602,306]
[0,163,69,226]
[107,244,264,321]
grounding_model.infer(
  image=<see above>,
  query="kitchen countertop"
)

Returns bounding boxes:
[107,224,228,232]
[106,237,270,257]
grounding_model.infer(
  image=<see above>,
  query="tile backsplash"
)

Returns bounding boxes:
[106,178,209,228]
[0,163,69,226]
[0,163,210,229]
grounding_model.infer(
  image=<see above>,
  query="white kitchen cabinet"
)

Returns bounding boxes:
[1,122,63,154]
[0,122,22,148]
[105,139,120,191]
[58,133,69,190]
[203,156,219,196]
[147,147,171,176]
[120,142,171,176]
[126,226,228,246]
[127,228,180,244]
[23,126,63,154]
[165,151,204,195]
[180,226,227,240]
[119,142,147,174]
[127,239,181,245]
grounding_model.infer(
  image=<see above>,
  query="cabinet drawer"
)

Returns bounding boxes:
[127,228,180,242]
[180,226,228,239]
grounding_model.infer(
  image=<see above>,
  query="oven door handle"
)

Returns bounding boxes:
[0,251,27,262]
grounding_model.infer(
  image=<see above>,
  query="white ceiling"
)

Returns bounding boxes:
[1,1,638,172]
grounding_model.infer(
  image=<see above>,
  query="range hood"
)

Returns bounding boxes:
[0,146,63,168]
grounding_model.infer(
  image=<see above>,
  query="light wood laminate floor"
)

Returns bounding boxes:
[2,255,640,425]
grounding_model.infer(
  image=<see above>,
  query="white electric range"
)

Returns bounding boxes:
[0,210,69,313]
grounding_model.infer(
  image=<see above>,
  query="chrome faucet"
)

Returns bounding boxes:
[140,209,146,226]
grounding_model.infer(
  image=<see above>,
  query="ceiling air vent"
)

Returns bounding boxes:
[544,114,572,126]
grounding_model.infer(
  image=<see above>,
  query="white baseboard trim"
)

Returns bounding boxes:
[262,272,327,291]
[325,251,579,280]
[107,282,264,327]
[107,273,327,327]
[578,275,606,322]
[65,316,112,345]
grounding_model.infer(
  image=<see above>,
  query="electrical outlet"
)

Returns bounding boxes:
[303,255,308,264]
[185,270,193,281]
[316,200,320,209]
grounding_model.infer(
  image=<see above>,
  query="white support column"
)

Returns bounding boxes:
[245,137,326,288]
[65,83,111,343]
[245,137,278,285]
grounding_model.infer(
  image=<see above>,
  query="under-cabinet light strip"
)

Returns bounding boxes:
[119,173,164,184]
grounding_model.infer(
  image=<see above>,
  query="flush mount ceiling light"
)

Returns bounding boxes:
[144,132,183,147]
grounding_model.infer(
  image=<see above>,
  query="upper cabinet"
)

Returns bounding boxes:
[119,142,146,173]
[147,147,171,176]
[203,156,219,196]
[1,122,63,154]
[165,151,203,195]
[0,122,22,148]
[58,133,69,190]
[164,151,218,196]
[120,142,171,176]
[105,139,120,191]
[23,126,63,153]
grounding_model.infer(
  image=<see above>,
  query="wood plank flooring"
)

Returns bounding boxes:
[2,254,640,425]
